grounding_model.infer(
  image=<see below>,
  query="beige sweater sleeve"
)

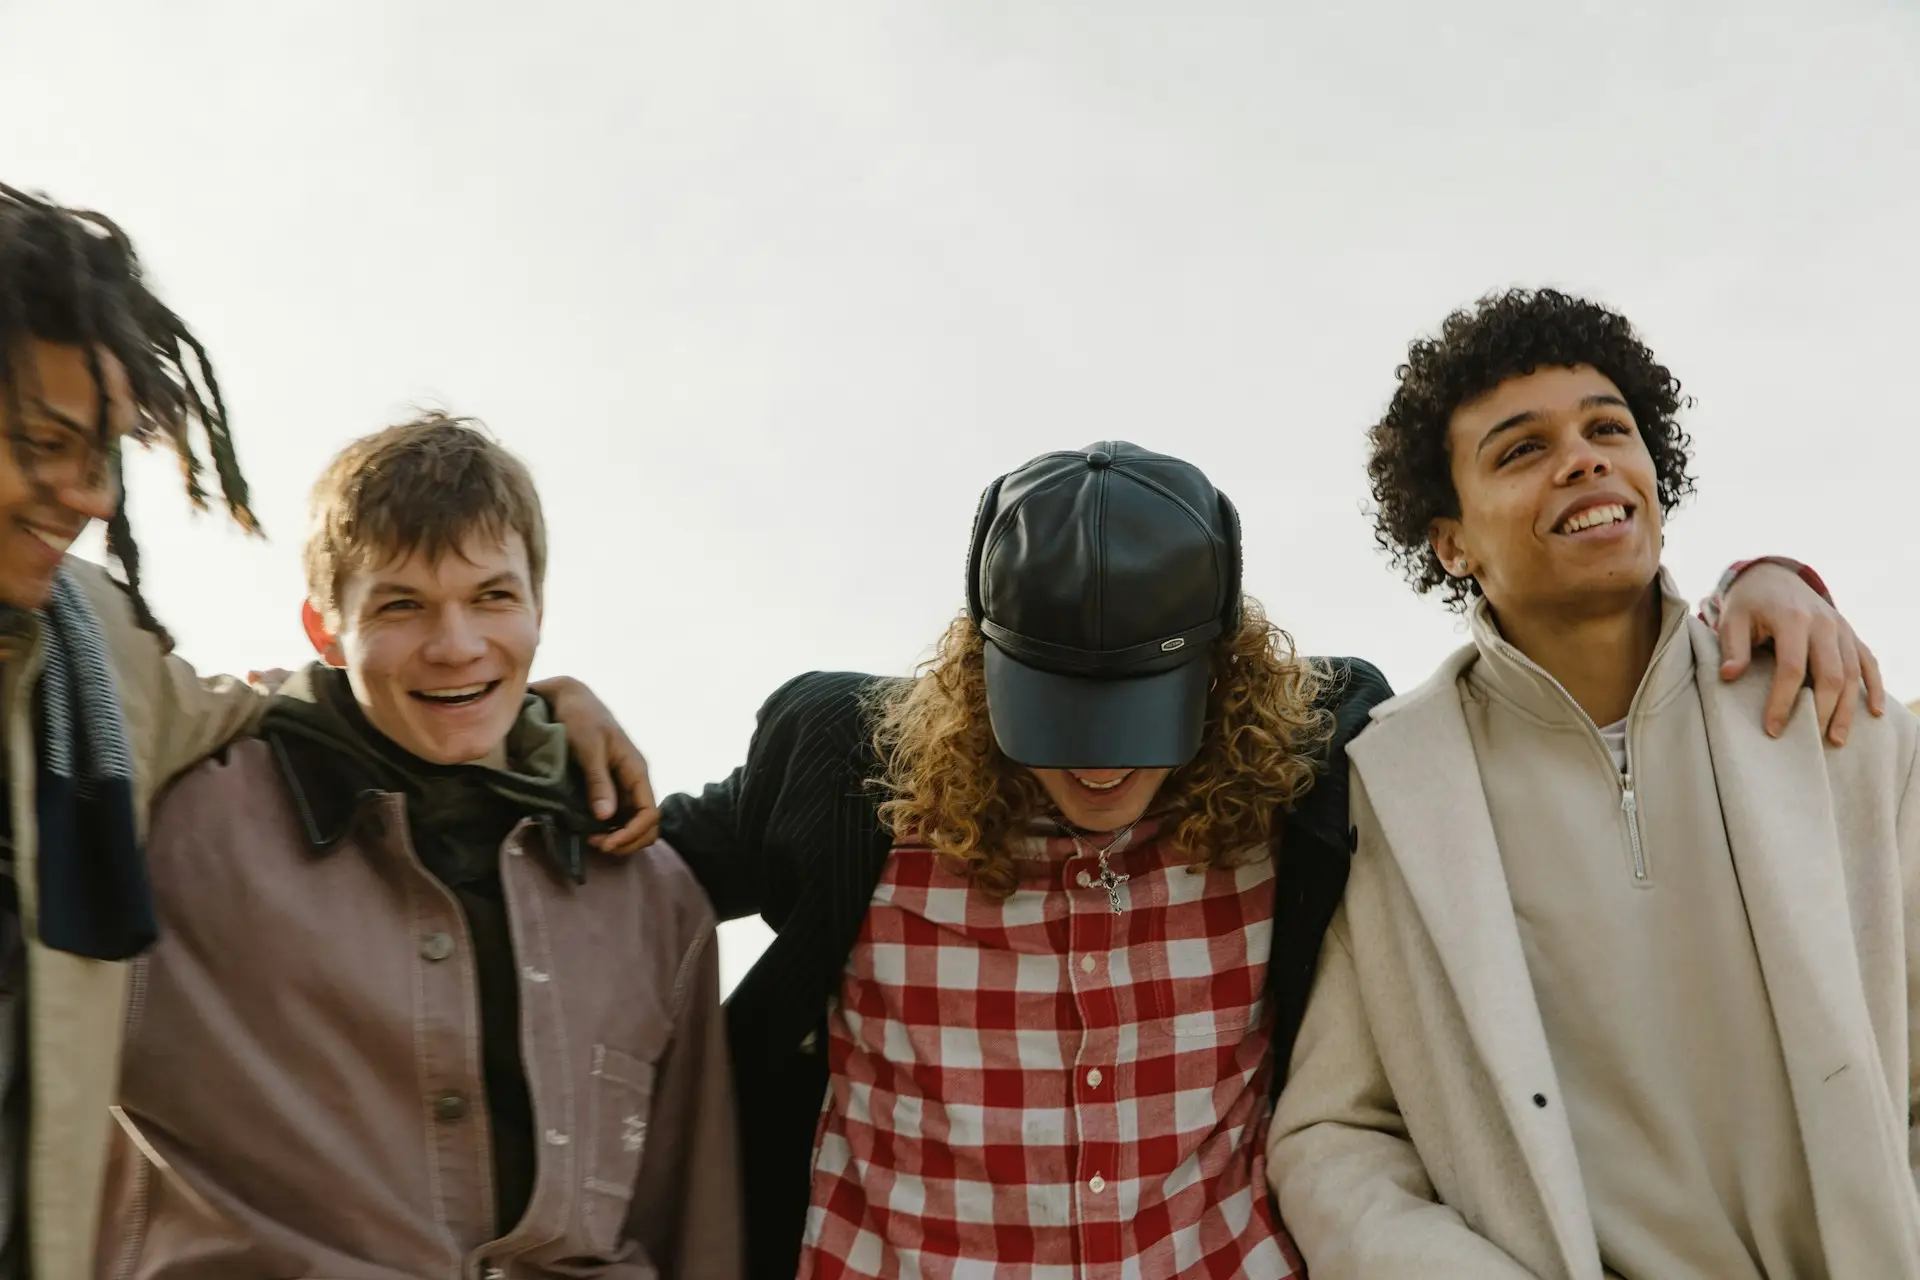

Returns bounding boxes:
[1266,779,1542,1279]
[632,917,744,1280]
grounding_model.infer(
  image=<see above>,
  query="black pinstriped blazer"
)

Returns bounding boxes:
[660,660,1391,1280]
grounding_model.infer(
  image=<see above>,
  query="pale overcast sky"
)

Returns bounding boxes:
[3,0,1916,987]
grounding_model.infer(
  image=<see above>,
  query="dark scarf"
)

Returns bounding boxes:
[19,566,155,961]
[257,664,603,880]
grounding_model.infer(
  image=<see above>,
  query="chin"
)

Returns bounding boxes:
[0,576,56,612]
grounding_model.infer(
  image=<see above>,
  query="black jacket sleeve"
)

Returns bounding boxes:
[659,671,895,927]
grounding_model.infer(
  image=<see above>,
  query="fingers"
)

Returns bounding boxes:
[1804,618,1847,744]
[590,806,661,856]
[585,737,658,856]
[573,732,616,824]
[1717,608,1754,681]
[1763,612,1810,738]
[1859,637,1887,718]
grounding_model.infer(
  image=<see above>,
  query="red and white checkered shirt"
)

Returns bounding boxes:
[797,820,1301,1280]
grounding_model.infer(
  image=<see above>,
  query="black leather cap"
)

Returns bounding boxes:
[966,441,1241,769]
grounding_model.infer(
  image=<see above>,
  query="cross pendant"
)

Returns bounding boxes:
[1097,857,1130,914]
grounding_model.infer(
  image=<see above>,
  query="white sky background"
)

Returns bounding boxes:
[3,0,1917,991]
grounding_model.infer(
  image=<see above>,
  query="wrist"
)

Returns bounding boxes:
[1700,557,1831,630]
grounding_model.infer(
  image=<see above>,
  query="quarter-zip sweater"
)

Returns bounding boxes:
[1460,577,1823,1279]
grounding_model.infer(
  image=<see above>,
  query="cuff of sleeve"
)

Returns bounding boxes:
[1699,557,1833,629]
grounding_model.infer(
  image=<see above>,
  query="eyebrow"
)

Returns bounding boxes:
[1476,393,1632,456]
[365,571,526,601]
[24,398,97,437]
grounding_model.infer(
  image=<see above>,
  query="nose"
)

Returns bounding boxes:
[1555,441,1611,486]
[421,607,488,666]
[55,472,119,524]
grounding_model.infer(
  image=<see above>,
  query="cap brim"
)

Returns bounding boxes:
[983,641,1209,769]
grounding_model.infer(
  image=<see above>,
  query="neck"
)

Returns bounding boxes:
[1489,578,1663,727]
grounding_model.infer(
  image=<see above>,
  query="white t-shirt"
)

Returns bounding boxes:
[1600,719,1629,775]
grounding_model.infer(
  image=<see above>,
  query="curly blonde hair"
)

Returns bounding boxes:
[870,597,1333,897]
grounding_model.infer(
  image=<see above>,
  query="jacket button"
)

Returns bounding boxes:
[421,932,455,962]
[433,1092,470,1122]
[798,1030,819,1055]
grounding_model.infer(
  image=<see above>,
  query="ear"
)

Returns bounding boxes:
[1429,519,1471,579]
[301,599,346,667]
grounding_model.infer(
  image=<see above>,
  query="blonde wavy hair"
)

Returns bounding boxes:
[870,596,1334,897]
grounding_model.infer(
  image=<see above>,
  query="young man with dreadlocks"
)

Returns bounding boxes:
[0,183,658,1278]
[657,439,1871,1280]
[1268,289,1915,1279]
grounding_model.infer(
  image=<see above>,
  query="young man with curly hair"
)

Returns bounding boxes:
[1269,288,1917,1279]
[659,437,1868,1280]
[0,184,659,1278]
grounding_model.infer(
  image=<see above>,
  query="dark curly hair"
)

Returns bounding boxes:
[0,182,256,644]
[1365,288,1694,610]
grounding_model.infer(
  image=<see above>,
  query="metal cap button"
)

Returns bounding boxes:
[433,1092,469,1122]
[421,932,455,962]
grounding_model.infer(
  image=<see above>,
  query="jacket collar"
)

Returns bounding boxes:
[264,722,586,884]
[1463,566,1696,731]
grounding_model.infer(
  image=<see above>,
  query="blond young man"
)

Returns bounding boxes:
[101,416,740,1279]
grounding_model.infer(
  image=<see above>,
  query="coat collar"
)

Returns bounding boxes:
[263,727,586,885]
[1463,568,1694,732]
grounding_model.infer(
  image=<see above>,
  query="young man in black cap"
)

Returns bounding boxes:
[661,441,1869,1280]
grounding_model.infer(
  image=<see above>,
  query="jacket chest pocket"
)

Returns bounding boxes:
[580,1043,657,1253]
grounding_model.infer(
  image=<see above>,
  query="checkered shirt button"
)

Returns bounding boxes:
[1086,1068,1103,1088]
[1089,1174,1106,1194]
[1080,954,1096,973]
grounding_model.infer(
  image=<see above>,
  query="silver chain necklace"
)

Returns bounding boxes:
[1070,818,1140,914]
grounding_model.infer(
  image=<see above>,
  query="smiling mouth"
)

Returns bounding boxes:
[1554,503,1633,535]
[1069,769,1134,794]
[20,523,77,556]
[409,681,501,708]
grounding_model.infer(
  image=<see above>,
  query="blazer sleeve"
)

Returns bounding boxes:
[1266,783,1541,1280]
[659,671,884,926]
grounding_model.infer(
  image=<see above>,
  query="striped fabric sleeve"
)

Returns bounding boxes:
[1698,557,1834,630]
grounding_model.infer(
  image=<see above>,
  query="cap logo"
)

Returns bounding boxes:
[1160,637,1187,653]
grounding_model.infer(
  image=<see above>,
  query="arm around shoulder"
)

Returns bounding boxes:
[75,562,265,790]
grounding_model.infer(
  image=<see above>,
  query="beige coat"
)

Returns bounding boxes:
[1267,614,1920,1279]
[5,560,260,1278]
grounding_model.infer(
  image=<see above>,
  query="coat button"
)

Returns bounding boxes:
[421,932,455,962]
[433,1092,470,1122]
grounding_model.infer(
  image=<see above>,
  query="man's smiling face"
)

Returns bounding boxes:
[1433,363,1664,622]
[327,531,542,765]
[0,340,131,609]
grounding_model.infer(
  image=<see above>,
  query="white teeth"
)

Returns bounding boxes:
[25,528,72,554]
[1071,772,1130,792]
[417,684,489,701]
[1560,503,1628,534]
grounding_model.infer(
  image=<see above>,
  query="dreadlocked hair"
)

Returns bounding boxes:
[0,183,256,646]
